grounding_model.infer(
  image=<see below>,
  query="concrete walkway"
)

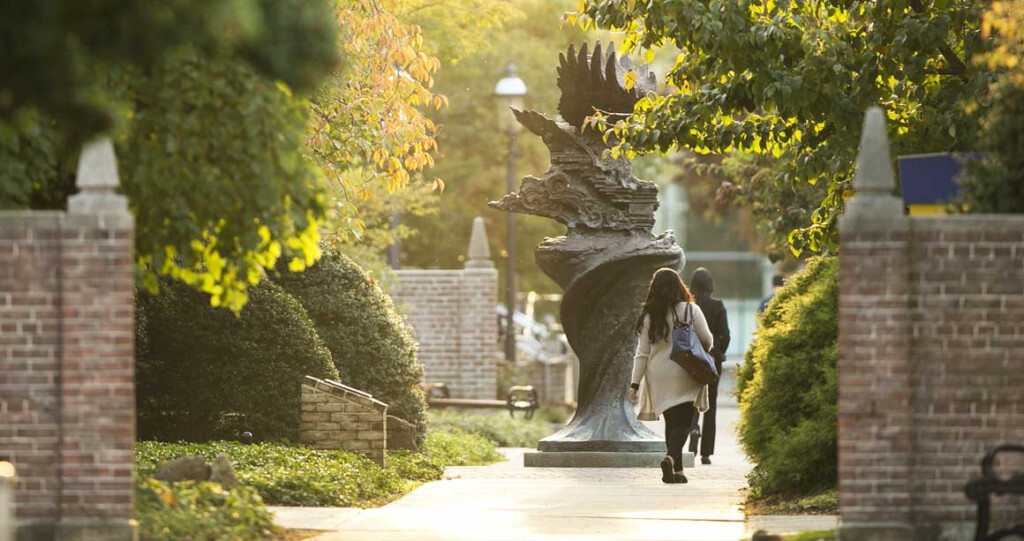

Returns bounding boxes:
[271,380,838,540]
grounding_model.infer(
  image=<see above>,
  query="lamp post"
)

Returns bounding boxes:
[495,62,527,364]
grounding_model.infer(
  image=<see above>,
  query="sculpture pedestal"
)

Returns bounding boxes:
[524,451,694,468]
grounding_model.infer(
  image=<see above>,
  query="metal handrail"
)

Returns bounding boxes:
[965,444,1024,541]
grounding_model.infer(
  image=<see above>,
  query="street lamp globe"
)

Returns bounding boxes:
[494,63,527,134]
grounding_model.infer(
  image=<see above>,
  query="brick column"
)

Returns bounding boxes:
[837,108,914,541]
[460,217,498,399]
[1,138,136,541]
[0,212,63,536]
[392,217,499,399]
[57,138,136,540]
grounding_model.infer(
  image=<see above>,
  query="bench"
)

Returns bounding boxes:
[420,382,539,418]
[964,444,1024,541]
[428,397,507,409]
[506,385,538,419]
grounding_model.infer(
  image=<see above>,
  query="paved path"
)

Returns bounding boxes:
[274,370,838,540]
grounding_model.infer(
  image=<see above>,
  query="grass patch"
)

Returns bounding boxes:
[429,409,556,447]
[782,531,835,540]
[533,406,569,424]
[422,430,505,465]
[744,489,838,516]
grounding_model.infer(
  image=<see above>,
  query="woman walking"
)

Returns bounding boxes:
[687,268,731,465]
[628,268,713,484]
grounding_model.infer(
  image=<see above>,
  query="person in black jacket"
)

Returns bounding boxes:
[687,267,731,465]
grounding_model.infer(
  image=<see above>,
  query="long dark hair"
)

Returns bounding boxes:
[635,268,693,343]
[690,267,714,301]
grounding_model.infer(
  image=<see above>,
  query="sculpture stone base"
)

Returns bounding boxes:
[537,438,664,453]
[524,451,694,468]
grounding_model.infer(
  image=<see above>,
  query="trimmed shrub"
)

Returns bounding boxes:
[428,409,554,448]
[736,256,838,499]
[136,478,274,541]
[136,280,337,442]
[273,249,427,444]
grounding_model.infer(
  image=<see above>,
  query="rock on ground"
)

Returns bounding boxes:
[210,453,241,489]
[153,456,210,483]
[387,415,418,452]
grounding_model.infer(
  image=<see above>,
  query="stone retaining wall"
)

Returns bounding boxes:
[299,377,388,465]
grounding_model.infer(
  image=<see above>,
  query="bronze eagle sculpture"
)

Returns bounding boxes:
[489,42,660,233]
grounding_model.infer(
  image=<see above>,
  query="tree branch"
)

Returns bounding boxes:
[908,0,968,79]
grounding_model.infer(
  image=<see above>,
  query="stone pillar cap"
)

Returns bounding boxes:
[853,106,896,195]
[68,136,129,214]
[466,216,494,268]
[841,107,906,231]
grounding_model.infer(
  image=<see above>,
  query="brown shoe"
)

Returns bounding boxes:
[673,473,688,483]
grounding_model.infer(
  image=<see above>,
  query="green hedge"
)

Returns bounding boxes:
[273,249,427,444]
[736,256,838,499]
[136,280,337,442]
[136,479,274,541]
[428,410,554,448]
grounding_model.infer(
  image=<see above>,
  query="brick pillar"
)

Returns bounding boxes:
[0,212,62,537]
[837,108,914,541]
[460,217,498,399]
[1,138,136,541]
[57,138,136,540]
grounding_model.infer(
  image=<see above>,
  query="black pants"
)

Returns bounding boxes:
[663,401,695,471]
[690,363,722,457]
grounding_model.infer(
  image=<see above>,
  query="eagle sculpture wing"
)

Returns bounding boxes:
[512,108,578,152]
[556,42,656,130]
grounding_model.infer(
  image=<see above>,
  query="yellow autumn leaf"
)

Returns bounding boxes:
[624,70,637,91]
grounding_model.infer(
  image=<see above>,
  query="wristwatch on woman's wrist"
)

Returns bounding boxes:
[630,383,639,391]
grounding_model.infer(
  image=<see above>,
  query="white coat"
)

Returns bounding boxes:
[631,302,713,420]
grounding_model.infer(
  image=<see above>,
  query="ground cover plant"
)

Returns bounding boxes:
[428,409,556,448]
[136,478,276,541]
[743,489,839,516]
[736,256,838,502]
[136,431,502,508]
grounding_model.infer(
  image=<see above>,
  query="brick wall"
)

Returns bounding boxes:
[391,267,498,399]
[1,213,63,526]
[299,377,388,465]
[907,218,1024,533]
[0,138,136,540]
[838,109,1024,540]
